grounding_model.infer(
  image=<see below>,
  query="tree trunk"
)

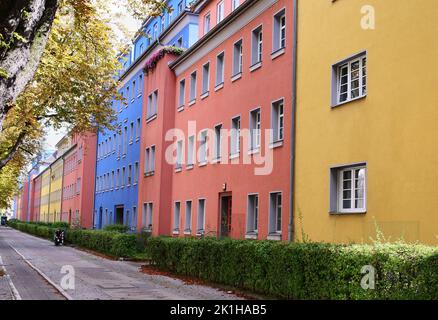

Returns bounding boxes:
[0,0,58,127]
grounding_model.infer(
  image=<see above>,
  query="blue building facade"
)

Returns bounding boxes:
[93,0,199,230]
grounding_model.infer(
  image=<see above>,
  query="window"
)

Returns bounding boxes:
[128,164,132,185]
[269,193,282,234]
[130,122,134,143]
[123,127,128,155]
[145,146,156,175]
[161,15,165,32]
[199,130,208,164]
[331,164,367,214]
[136,118,140,140]
[233,40,243,76]
[111,171,115,190]
[122,167,126,187]
[273,9,286,52]
[178,1,183,14]
[187,136,195,167]
[177,37,183,48]
[216,52,225,86]
[250,109,261,150]
[202,63,210,95]
[174,202,181,231]
[231,116,241,155]
[272,99,284,143]
[76,178,81,194]
[204,13,211,34]
[333,53,367,105]
[134,162,139,184]
[185,201,192,232]
[132,207,137,229]
[132,82,136,101]
[125,210,130,226]
[147,90,158,118]
[142,202,153,230]
[232,0,240,11]
[138,75,143,96]
[197,199,205,233]
[189,71,197,102]
[139,44,144,55]
[252,26,263,65]
[153,23,158,40]
[179,79,185,108]
[214,124,222,160]
[113,134,117,152]
[116,169,120,188]
[176,140,183,170]
[169,6,173,22]
[217,1,224,23]
[247,194,259,234]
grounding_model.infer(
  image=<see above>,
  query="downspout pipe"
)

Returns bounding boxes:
[289,0,298,242]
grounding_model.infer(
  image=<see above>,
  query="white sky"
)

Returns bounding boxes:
[43,3,141,151]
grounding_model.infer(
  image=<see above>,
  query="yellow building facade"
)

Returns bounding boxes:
[295,0,438,244]
[48,158,63,223]
[39,169,51,223]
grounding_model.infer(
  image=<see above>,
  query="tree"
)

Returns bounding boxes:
[0,0,166,208]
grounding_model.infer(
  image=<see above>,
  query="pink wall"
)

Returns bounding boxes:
[171,0,292,240]
[61,132,97,228]
[137,53,177,236]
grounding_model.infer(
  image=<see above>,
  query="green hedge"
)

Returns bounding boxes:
[103,224,129,233]
[8,220,147,259]
[147,237,438,300]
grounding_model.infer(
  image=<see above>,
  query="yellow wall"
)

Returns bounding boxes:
[48,159,63,223]
[40,170,51,223]
[295,0,438,245]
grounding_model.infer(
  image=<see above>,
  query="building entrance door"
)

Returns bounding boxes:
[220,194,232,237]
[115,206,124,225]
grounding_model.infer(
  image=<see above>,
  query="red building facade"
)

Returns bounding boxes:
[61,132,97,228]
[138,0,293,241]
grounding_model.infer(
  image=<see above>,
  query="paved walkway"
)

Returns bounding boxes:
[0,227,241,300]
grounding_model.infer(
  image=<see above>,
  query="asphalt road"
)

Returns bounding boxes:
[0,227,241,300]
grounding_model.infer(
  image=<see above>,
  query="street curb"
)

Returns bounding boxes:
[0,255,22,300]
[8,243,73,300]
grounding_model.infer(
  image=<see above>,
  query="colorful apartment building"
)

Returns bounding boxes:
[61,132,97,228]
[294,0,438,245]
[136,0,292,241]
[93,0,199,230]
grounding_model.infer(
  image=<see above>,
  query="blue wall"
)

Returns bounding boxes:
[93,0,198,230]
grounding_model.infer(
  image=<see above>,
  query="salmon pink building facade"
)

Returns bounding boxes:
[137,0,293,241]
[61,132,97,228]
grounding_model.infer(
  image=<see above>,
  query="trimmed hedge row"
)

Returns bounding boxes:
[7,220,147,259]
[147,237,438,300]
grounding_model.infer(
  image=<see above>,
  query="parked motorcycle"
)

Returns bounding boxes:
[54,229,65,246]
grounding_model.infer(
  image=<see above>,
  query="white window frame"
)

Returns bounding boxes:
[197,199,206,233]
[233,40,243,76]
[217,0,225,24]
[247,194,259,234]
[271,99,284,143]
[204,13,211,34]
[250,108,261,151]
[333,53,367,106]
[337,166,367,214]
[174,202,181,231]
[185,200,192,232]
[231,116,241,156]
[269,192,282,234]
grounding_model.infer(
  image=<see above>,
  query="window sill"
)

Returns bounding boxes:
[330,210,367,216]
[124,118,128,123]
[199,162,207,167]
[248,148,260,155]
[231,73,242,83]
[175,167,182,173]
[269,140,284,149]
[131,99,135,104]
[196,230,205,237]
[245,233,258,240]
[146,114,157,123]
[215,82,224,91]
[212,157,222,164]
[188,99,196,107]
[177,106,184,113]
[186,164,194,170]
[331,95,367,108]
[137,94,142,99]
[184,230,191,235]
[144,171,155,177]
[135,138,140,142]
[129,141,133,145]
[267,233,282,241]
[229,153,240,160]
[271,47,286,60]
[200,91,209,100]
[249,61,262,72]
[172,230,180,235]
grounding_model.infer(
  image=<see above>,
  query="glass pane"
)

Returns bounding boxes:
[343,200,351,209]
[343,170,352,180]
[355,199,364,209]
[351,89,360,98]
[343,180,352,189]
[343,190,351,200]
[351,61,359,70]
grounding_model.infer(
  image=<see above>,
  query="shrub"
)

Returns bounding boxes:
[147,237,438,300]
[103,224,129,233]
